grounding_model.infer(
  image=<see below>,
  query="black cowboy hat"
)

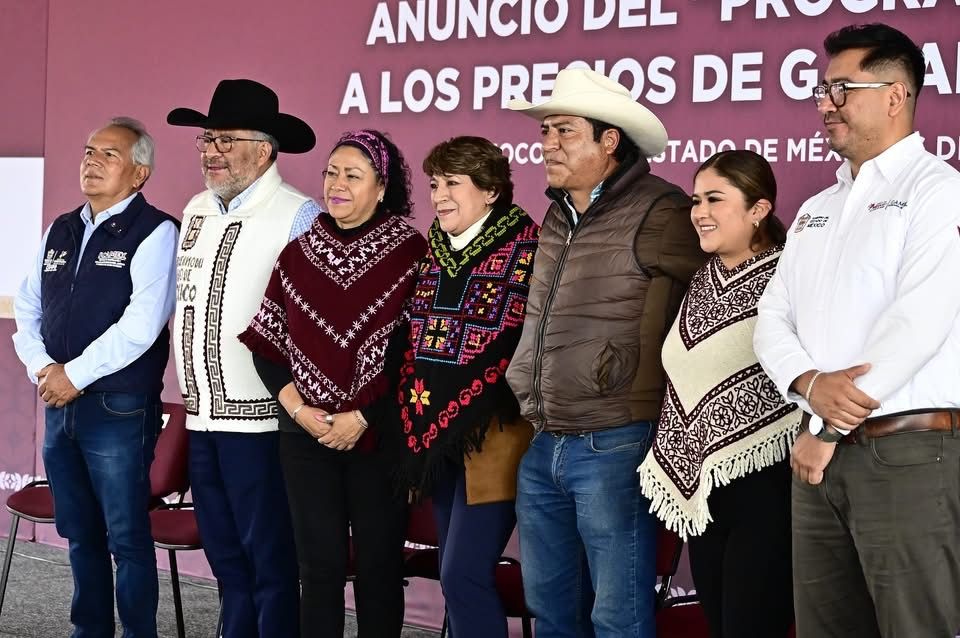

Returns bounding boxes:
[167,79,316,154]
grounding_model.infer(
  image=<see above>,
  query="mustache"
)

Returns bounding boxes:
[203,160,230,169]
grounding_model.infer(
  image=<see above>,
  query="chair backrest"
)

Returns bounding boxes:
[655,524,686,607]
[150,402,190,501]
[656,525,684,578]
[405,498,439,546]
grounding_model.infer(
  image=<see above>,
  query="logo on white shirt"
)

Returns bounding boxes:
[867,199,907,213]
[94,250,128,268]
[794,213,830,232]
[43,249,68,272]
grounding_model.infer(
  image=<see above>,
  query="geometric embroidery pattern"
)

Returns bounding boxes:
[288,321,395,411]
[410,215,537,368]
[399,207,539,455]
[277,264,417,348]
[299,214,420,289]
[204,222,278,420]
[431,204,529,279]
[653,363,795,499]
[180,306,200,415]
[678,250,779,349]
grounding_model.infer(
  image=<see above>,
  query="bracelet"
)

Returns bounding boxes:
[290,402,306,422]
[353,409,368,429]
[804,371,823,403]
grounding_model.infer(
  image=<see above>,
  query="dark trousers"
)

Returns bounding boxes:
[432,466,517,638]
[687,461,793,638]
[189,430,299,638]
[793,430,960,638]
[43,392,161,638]
[279,432,407,638]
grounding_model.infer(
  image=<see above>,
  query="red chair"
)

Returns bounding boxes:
[403,498,441,581]
[149,502,200,638]
[0,402,190,618]
[653,525,796,637]
[655,525,686,608]
[654,526,711,637]
[495,557,533,638]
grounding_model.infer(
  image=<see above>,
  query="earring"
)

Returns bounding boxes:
[378,194,384,203]
[753,220,760,229]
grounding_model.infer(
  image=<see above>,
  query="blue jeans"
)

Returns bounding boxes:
[516,421,657,638]
[43,392,161,638]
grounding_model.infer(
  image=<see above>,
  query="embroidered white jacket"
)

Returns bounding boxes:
[174,163,312,433]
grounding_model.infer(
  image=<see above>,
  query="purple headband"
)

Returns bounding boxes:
[334,130,390,189]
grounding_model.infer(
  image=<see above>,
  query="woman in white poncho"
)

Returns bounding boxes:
[638,150,801,638]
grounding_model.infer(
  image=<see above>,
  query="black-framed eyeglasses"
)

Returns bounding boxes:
[812,81,906,108]
[195,134,266,153]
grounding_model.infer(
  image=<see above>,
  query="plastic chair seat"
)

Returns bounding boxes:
[494,560,527,617]
[403,546,440,579]
[5,486,55,523]
[656,602,711,637]
[149,508,201,549]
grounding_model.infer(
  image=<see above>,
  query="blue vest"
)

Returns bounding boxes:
[40,193,178,394]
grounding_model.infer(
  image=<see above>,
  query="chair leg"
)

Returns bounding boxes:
[168,549,185,638]
[522,615,533,638]
[215,579,224,638]
[0,514,22,618]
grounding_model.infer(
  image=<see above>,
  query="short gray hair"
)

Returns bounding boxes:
[108,116,155,169]
[257,131,280,161]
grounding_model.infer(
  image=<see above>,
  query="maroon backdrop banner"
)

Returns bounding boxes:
[2,0,959,631]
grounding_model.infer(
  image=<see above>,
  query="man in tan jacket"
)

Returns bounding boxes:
[506,69,704,638]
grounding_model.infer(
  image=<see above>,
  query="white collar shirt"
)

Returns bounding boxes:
[216,175,262,214]
[562,181,604,226]
[755,132,960,421]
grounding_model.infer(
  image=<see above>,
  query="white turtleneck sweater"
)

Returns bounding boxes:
[447,210,491,251]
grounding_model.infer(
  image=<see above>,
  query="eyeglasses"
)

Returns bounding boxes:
[195,134,266,153]
[812,81,905,108]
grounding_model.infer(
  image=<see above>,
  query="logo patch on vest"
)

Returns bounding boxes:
[43,250,69,272]
[94,250,128,269]
[181,216,205,251]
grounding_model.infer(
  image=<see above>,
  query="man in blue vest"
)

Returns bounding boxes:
[12,116,178,638]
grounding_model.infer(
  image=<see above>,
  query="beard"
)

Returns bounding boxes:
[203,161,258,202]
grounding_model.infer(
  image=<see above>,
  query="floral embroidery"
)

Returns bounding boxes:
[409,378,431,415]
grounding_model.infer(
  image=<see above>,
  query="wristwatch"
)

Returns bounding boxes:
[813,419,845,443]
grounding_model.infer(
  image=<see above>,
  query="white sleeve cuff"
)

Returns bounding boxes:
[63,360,94,392]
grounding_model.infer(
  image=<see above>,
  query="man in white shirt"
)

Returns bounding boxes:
[755,24,960,637]
[12,117,177,637]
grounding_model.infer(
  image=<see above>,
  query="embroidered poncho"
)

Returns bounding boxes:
[394,205,539,492]
[239,212,426,432]
[638,247,801,539]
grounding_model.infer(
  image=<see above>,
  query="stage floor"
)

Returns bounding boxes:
[0,539,440,637]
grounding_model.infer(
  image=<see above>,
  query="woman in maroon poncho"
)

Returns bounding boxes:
[240,129,427,637]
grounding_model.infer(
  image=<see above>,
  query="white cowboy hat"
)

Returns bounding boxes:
[507,68,668,157]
